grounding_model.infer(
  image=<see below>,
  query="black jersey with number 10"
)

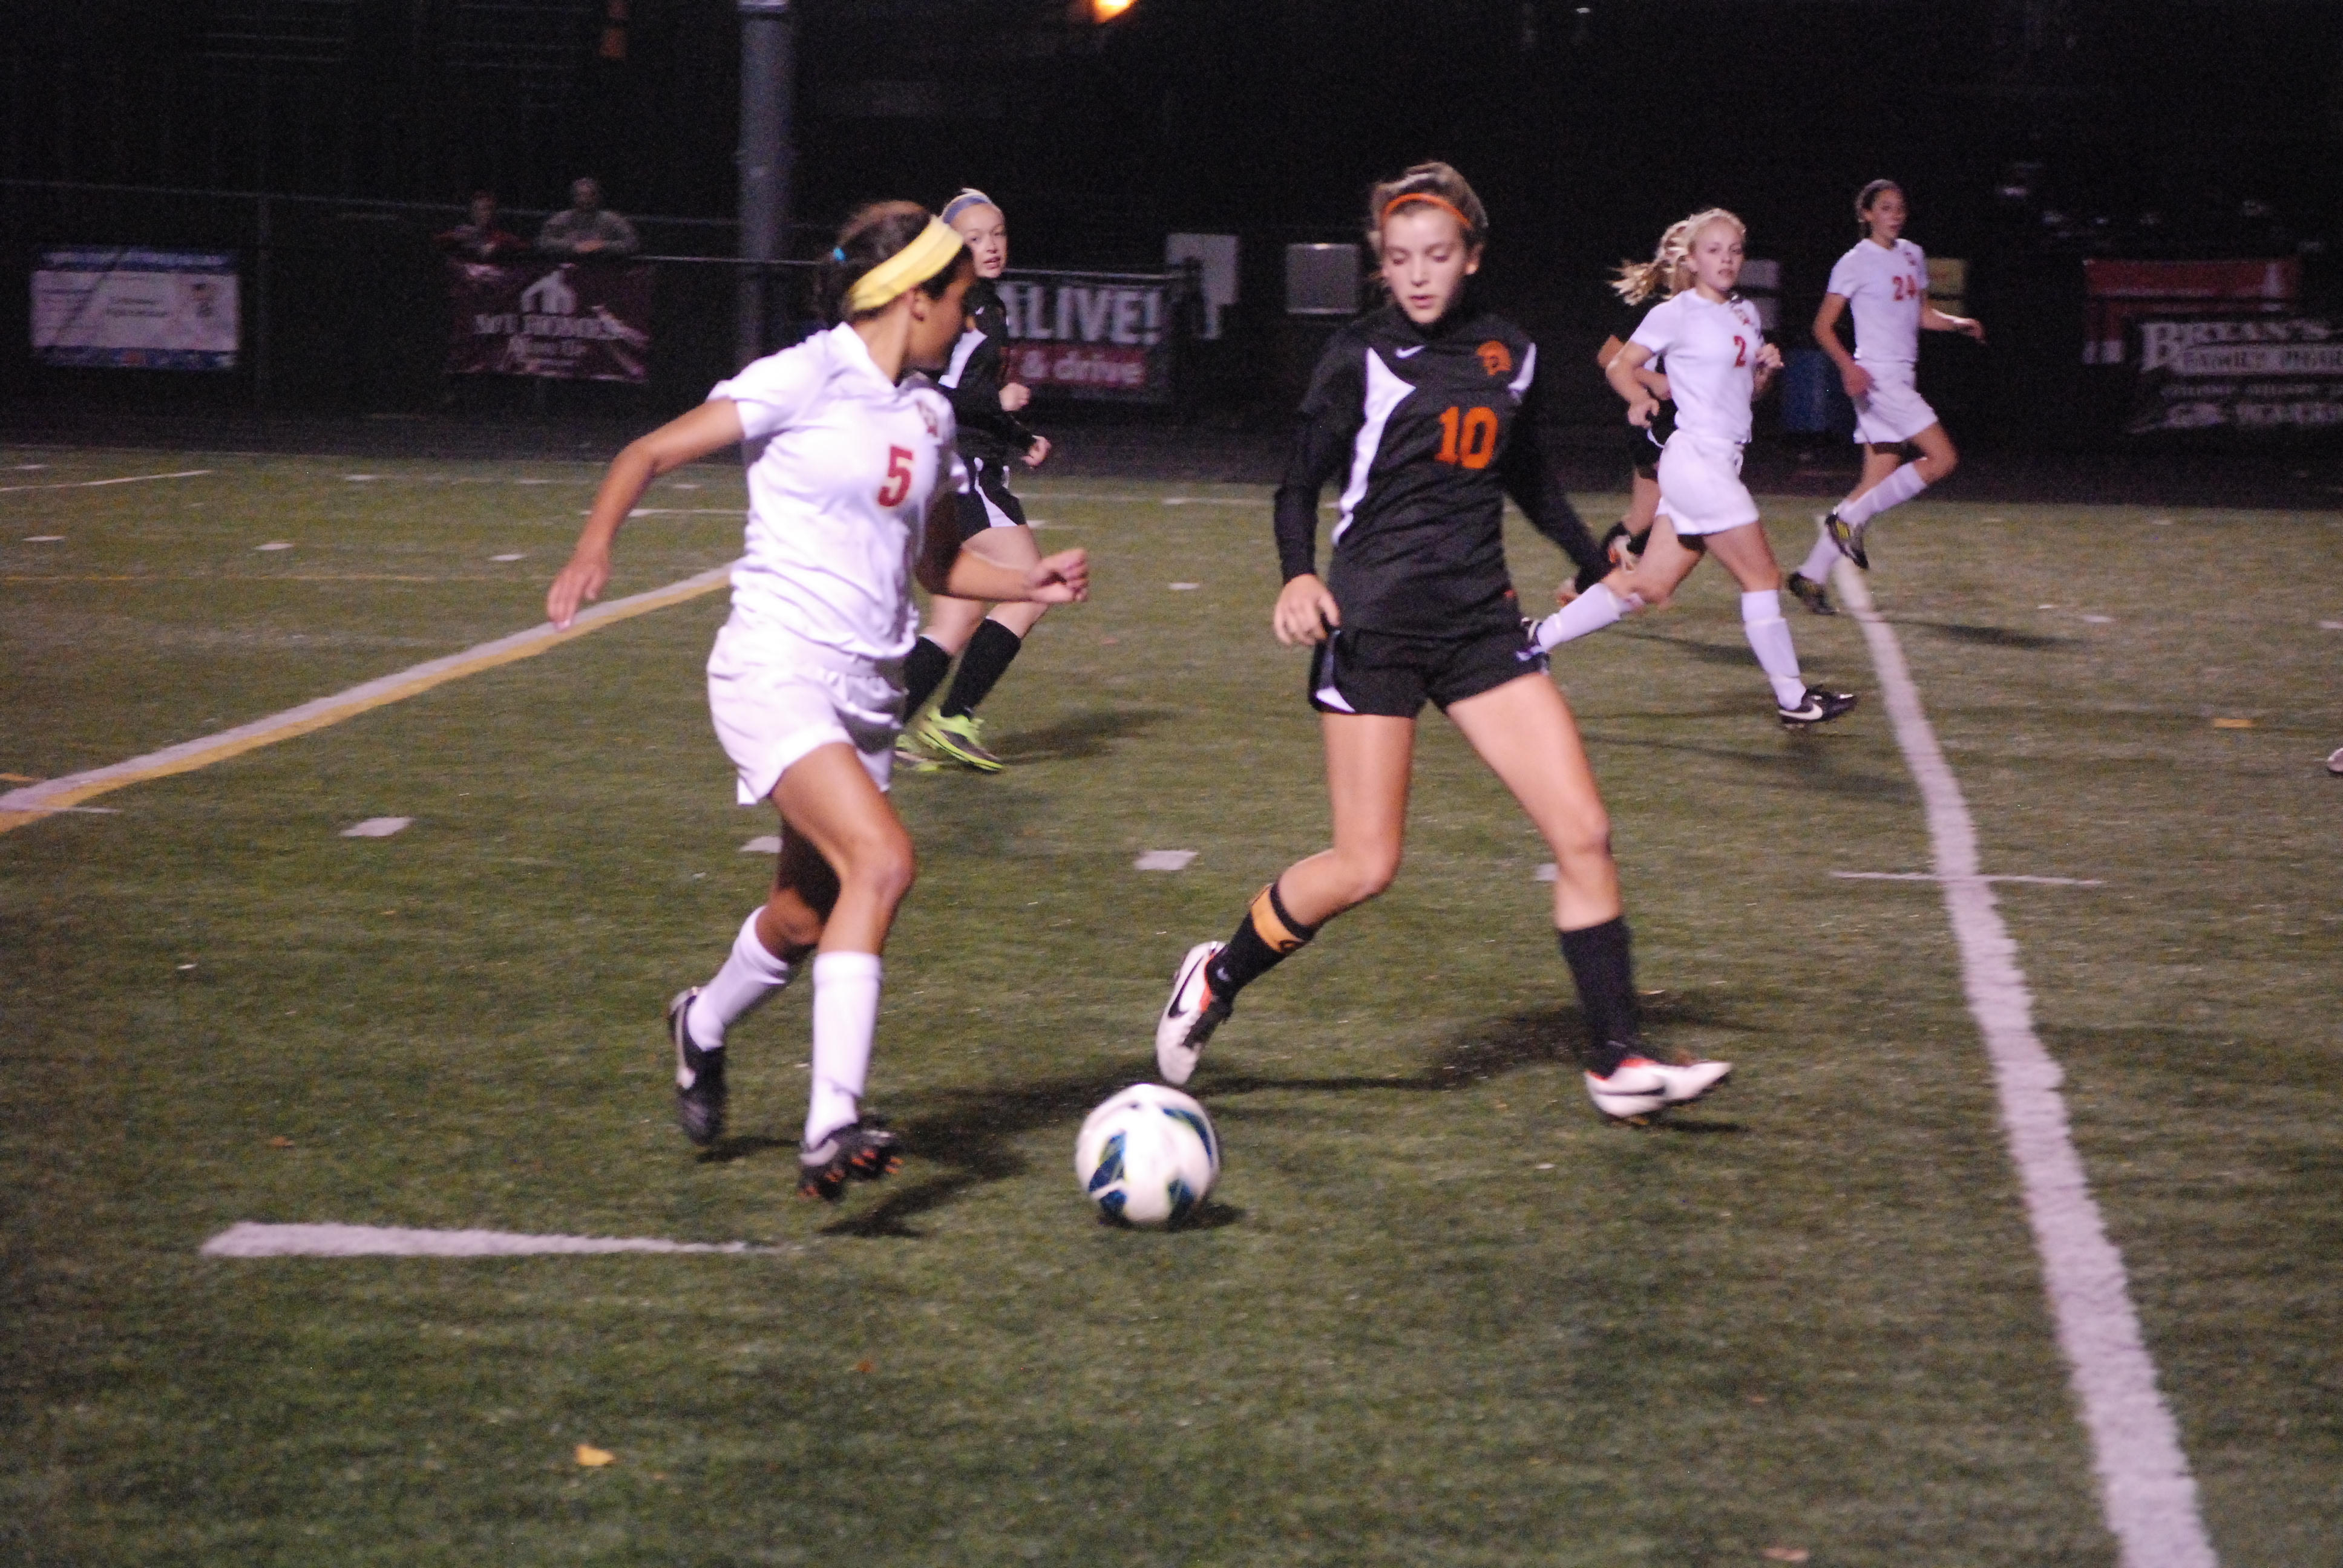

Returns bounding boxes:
[1273,303,1601,639]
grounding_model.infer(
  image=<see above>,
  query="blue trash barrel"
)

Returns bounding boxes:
[1780,348,1855,435]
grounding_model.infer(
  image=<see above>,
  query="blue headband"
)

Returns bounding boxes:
[940,189,997,225]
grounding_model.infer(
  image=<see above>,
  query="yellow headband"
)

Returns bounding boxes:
[845,217,966,315]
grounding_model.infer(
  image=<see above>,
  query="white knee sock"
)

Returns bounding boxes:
[1533,583,1639,652]
[1839,462,1930,529]
[1795,517,1842,583]
[689,909,792,1051]
[806,951,882,1146]
[1741,590,1807,707]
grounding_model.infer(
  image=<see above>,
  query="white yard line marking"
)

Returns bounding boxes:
[1133,849,1196,871]
[340,817,412,838]
[1837,564,2217,1568]
[0,468,212,497]
[200,1222,785,1258]
[0,563,736,836]
[740,835,782,854]
[1832,871,2105,887]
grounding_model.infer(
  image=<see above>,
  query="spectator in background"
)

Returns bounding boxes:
[436,191,528,261]
[536,177,640,259]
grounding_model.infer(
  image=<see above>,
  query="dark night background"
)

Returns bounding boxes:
[2,0,2339,439]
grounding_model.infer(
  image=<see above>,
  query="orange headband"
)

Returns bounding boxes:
[1381,192,1475,234]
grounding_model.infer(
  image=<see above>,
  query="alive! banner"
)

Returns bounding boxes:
[447,260,652,382]
[994,270,1186,403]
[2128,316,2343,433]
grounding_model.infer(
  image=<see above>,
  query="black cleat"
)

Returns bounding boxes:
[1823,505,1869,570]
[1778,687,1860,729]
[1785,571,1837,616]
[669,988,727,1147]
[798,1117,903,1202]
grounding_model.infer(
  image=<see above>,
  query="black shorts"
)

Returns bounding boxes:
[1308,622,1545,718]
[957,454,1029,541]
[1627,406,1674,479]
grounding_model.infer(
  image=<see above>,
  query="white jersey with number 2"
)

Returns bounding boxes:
[709,320,966,662]
[1826,237,1928,368]
[1629,292,1768,445]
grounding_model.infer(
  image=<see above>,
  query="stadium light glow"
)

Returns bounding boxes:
[1092,0,1135,19]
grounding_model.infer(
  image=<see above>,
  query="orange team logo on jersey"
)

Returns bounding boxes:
[1476,341,1513,377]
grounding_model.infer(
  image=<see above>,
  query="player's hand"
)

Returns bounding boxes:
[1000,382,1032,412]
[1755,342,1784,373]
[547,548,611,630]
[1553,580,1580,607]
[1625,394,1660,429]
[1840,363,1874,399]
[1956,316,1987,343]
[1274,574,1340,647]
[1023,548,1089,604]
[1021,435,1051,469]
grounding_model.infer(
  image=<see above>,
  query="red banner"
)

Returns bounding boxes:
[445,260,652,382]
[2082,258,2295,365]
[995,271,1183,403]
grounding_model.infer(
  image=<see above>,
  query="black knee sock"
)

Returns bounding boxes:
[902,635,951,717]
[939,619,1023,719]
[1558,917,1642,1077]
[1206,881,1319,1004]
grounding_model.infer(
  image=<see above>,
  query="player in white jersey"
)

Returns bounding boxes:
[1532,209,1857,729]
[1789,180,1986,604]
[545,201,1089,1201]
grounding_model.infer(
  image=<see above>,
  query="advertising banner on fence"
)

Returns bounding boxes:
[2082,258,2295,365]
[2129,316,2343,433]
[31,249,239,370]
[996,271,1182,403]
[446,260,652,382]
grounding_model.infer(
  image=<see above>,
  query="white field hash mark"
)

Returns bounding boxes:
[1835,563,2218,1568]
[1133,849,1196,871]
[0,467,212,496]
[341,817,411,838]
[201,1222,787,1258]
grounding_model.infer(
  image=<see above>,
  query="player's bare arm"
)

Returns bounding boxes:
[1273,573,1340,647]
[1605,341,1661,426]
[1812,293,1872,399]
[547,398,745,629]
[915,488,1089,603]
[1922,302,1986,341]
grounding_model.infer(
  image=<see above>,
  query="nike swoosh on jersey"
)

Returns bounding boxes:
[1394,345,1425,358]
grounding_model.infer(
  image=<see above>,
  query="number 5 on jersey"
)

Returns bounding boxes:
[877,445,915,507]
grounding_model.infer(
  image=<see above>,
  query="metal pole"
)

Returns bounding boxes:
[735,0,795,370]
[253,194,271,410]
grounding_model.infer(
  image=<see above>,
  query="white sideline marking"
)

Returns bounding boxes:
[1535,862,1559,883]
[24,534,64,542]
[490,552,526,562]
[0,468,212,496]
[1133,849,1196,872]
[0,562,736,835]
[741,835,782,854]
[1167,582,1201,591]
[255,541,293,552]
[1832,871,2105,887]
[1837,564,2218,1568]
[341,817,411,838]
[201,1222,784,1258]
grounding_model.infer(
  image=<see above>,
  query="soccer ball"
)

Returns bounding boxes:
[1074,1083,1219,1227]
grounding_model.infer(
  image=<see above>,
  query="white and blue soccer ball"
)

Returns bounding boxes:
[1074,1083,1219,1227]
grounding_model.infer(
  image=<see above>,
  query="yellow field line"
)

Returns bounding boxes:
[0,563,735,836]
[6,574,465,584]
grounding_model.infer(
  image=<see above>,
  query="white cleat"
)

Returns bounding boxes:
[1154,941,1225,1086]
[1584,1055,1732,1121]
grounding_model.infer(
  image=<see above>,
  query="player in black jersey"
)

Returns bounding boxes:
[896,189,1053,773]
[1153,163,1731,1124]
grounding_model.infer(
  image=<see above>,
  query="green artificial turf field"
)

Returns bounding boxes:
[2,447,2338,1566]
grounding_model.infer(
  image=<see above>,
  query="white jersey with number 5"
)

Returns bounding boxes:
[1826,237,1928,368]
[709,321,966,662]
[1629,292,1768,445]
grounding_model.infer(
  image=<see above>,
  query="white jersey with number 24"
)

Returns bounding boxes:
[709,321,966,662]
[1826,237,1928,368]
[1629,292,1768,445]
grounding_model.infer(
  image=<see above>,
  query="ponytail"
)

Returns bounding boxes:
[1613,207,1746,304]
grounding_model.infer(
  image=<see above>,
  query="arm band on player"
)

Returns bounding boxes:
[846,218,966,315]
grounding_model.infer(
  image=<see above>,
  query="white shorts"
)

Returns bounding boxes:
[707,621,900,805]
[1852,363,1940,446]
[1654,431,1760,537]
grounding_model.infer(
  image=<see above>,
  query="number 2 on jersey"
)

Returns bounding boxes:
[876,445,915,507]
[1435,405,1498,470]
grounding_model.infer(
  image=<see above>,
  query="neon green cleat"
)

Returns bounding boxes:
[893,722,946,773]
[916,710,1004,773]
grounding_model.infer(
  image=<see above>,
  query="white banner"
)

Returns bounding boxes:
[32,249,240,370]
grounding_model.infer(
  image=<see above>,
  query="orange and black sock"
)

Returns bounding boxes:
[1206,881,1319,1001]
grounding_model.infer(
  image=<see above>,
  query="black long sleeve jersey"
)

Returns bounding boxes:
[938,278,1040,465]
[1273,302,1602,639]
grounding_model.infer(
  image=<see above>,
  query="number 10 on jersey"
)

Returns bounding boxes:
[1435,406,1498,469]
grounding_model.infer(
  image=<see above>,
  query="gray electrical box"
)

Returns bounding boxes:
[1285,243,1361,317]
